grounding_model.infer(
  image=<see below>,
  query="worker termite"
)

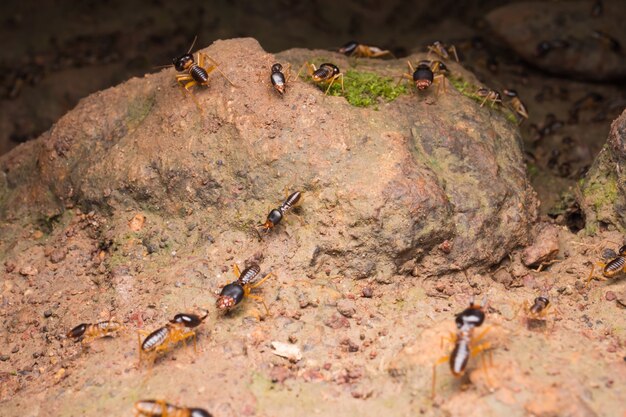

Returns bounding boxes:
[257,191,302,234]
[432,298,492,398]
[216,263,274,316]
[134,400,213,417]
[476,88,502,108]
[568,92,603,123]
[338,41,396,59]
[519,296,557,331]
[398,60,448,93]
[138,310,208,366]
[427,41,459,62]
[503,89,529,123]
[66,317,124,345]
[172,37,235,91]
[270,63,290,96]
[587,249,626,286]
[298,62,344,94]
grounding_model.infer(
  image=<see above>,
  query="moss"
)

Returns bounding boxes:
[526,163,539,180]
[301,69,408,108]
[584,175,618,212]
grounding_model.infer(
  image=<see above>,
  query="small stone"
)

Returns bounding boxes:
[49,248,66,264]
[5,261,16,273]
[324,314,351,329]
[19,265,38,276]
[337,299,356,318]
[522,223,560,267]
[361,287,373,298]
[271,341,302,362]
[11,346,19,353]
[43,310,53,318]
[605,291,616,302]
[0,355,9,361]
[54,368,66,381]
[128,213,146,232]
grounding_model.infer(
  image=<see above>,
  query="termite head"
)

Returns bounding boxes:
[216,283,244,310]
[170,310,209,328]
[190,409,213,417]
[67,323,88,339]
[339,41,359,55]
[413,64,434,90]
[173,54,194,72]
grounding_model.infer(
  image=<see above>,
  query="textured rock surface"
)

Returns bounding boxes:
[0,38,537,275]
[579,109,626,232]
[486,1,626,81]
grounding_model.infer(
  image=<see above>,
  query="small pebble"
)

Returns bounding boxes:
[361,287,373,298]
[337,299,356,318]
[11,346,19,353]
[0,355,9,361]
[43,310,53,318]
[606,291,616,301]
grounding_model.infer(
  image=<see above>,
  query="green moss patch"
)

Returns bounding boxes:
[302,69,408,108]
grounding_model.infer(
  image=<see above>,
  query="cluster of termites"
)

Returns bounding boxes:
[62,37,623,413]
[67,189,301,414]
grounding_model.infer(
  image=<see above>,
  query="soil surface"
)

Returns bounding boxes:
[1,2,626,417]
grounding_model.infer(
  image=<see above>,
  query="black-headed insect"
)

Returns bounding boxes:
[427,41,459,62]
[257,191,302,234]
[216,263,273,315]
[298,63,344,94]
[399,60,448,93]
[270,63,290,96]
[518,296,557,331]
[503,89,529,123]
[67,318,124,345]
[138,310,208,366]
[134,400,213,417]
[169,309,209,328]
[587,252,626,286]
[338,41,396,59]
[476,88,502,108]
[568,92,603,123]
[432,298,492,398]
[172,38,235,91]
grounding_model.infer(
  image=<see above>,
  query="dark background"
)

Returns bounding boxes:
[0,0,517,155]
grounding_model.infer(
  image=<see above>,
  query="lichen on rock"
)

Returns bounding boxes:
[579,109,626,232]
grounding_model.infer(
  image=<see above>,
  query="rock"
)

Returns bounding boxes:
[605,291,616,301]
[0,38,537,275]
[128,213,145,232]
[361,287,373,298]
[486,1,626,81]
[19,265,38,276]
[49,248,66,264]
[579,109,626,231]
[0,355,9,361]
[337,299,357,318]
[522,223,560,267]
[270,341,302,362]
[43,310,52,318]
